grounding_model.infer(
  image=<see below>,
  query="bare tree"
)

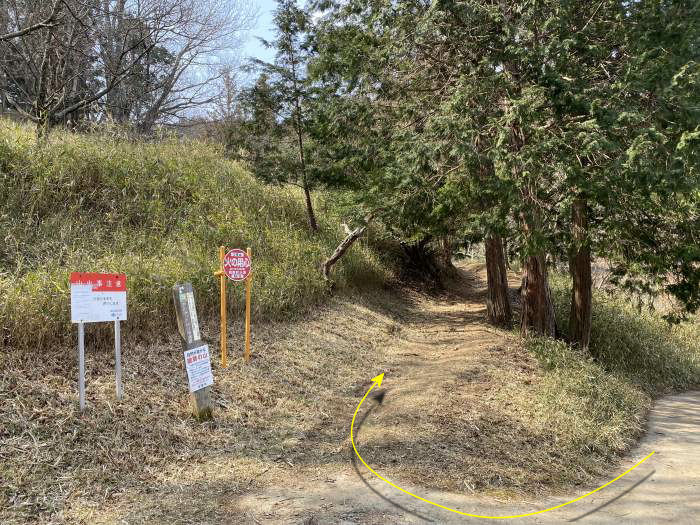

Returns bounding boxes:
[209,65,240,123]
[1,1,95,134]
[96,0,254,132]
[1,1,160,136]
[0,0,254,136]
[0,0,63,42]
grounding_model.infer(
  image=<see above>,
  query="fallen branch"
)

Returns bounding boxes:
[322,212,377,282]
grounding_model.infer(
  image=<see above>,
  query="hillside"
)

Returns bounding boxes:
[0,119,389,353]
[1,121,699,524]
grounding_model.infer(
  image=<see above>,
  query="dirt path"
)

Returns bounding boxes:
[234,268,700,524]
[18,264,696,524]
[236,391,700,524]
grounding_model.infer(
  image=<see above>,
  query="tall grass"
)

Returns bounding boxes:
[526,337,650,456]
[548,275,700,393]
[0,119,390,352]
[524,273,700,458]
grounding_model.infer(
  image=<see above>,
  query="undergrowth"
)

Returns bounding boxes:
[523,274,700,459]
[526,336,649,457]
[0,119,390,353]
[548,274,700,394]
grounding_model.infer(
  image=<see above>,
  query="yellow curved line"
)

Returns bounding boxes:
[350,379,656,519]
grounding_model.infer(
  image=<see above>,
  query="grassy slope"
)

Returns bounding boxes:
[519,275,700,463]
[0,119,389,352]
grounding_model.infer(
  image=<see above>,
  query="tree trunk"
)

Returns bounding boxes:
[303,184,319,233]
[288,44,318,234]
[485,235,512,327]
[519,195,556,338]
[441,235,453,268]
[520,254,556,337]
[569,197,592,350]
[36,117,50,143]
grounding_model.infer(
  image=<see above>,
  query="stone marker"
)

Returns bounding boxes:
[173,282,213,421]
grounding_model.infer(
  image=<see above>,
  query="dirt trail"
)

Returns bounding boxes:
[236,391,700,524]
[235,268,700,524]
[28,263,696,524]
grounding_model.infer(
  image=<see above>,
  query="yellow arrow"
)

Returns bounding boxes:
[350,373,655,519]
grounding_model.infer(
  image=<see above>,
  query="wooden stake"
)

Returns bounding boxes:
[218,246,227,368]
[244,247,252,362]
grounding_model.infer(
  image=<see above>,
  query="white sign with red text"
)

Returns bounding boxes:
[223,249,252,281]
[70,272,127,323]
[184,344,214,393]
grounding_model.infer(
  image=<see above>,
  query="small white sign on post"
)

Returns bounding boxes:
[70,272,127,411]
[184,344,214,393]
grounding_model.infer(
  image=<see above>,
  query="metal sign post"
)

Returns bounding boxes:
[70,272,127,411]
[114,320,123,400]
[78,322,85,411]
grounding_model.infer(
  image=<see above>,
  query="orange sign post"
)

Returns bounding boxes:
[217,247,253,363]
[244,247,252,362]
[213,246,227,367]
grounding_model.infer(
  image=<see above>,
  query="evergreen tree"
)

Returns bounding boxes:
[311,0,700,341]
[237,0,321,233]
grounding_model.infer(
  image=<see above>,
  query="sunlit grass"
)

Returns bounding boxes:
[0,119,390,352]
[522,275,699,460]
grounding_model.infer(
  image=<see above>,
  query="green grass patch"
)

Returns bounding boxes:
[0,119,390,352]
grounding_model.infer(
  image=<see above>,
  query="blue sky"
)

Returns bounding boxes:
[242,0,278,65]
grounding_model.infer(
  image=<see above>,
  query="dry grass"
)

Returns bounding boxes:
[352,268,647,499]
[0,287,406,524]
[0,117,391,354]
[2,264,696,524]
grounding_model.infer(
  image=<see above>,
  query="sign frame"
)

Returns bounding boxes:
[69,272,127,411]
[216,247,254,366]
[223,248,252,282]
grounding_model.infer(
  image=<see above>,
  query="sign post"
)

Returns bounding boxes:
[221,248,253,362]
[213,246,227,368]
[70,272,127,411]
[114,320,122,399]
[78,322,85,411]
[173,282,213,420]
[244,247,252,362]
